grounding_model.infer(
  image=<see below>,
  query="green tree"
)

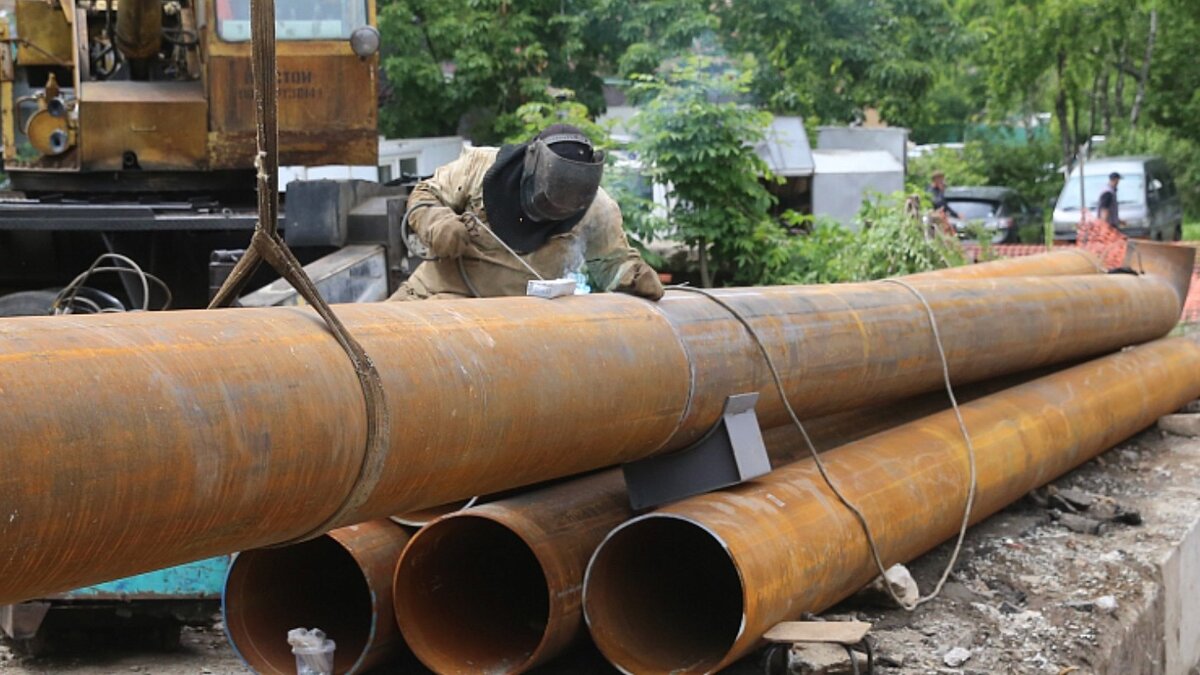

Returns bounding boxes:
[712,0,968,127]
[629,56,778,288]
[378,0,606,143]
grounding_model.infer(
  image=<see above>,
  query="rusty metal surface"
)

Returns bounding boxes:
[0,259,1190,604]
[659,270,1186,447]
[582,335,1200,674]
[78,81,209,171]
[390,366,1057,674]
[223,520,409,675]
[907,249,1102,280]
[206,52,379,168]
[115,0,163,59]
[14,0,73,66]
[394,470,629,674]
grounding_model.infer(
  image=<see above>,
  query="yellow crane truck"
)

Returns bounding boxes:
[0,0,409,310]
[0,0,411,649]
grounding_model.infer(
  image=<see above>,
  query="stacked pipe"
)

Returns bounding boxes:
[0,245,1192,673]
[582,334,1200,673]
[218,250,1135,673]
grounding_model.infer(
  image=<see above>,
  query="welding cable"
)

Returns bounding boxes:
[876,277,978,609]
[53,253,173,314]
[668,281,978,612]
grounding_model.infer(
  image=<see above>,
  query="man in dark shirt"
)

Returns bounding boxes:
[927,171,959,219]
[1097,172,1122,227]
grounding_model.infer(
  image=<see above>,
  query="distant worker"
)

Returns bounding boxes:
[1096,172,1122,227]
[927,170,960,220]
[389,124,664,301]
[921,169,960,235]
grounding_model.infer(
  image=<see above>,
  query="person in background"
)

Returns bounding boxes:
[927,170,960,220]
[1096,172,1122,227]
[390,124,664,302]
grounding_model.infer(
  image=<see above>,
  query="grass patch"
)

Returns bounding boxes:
[1184,222,1200,241]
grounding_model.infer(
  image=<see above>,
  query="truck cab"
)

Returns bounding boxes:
[2,0,380,192]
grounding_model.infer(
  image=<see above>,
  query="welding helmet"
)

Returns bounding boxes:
[520,126,605,223]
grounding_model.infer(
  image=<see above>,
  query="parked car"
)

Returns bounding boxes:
[943,186,1043,244]
[1052,156,1183,242]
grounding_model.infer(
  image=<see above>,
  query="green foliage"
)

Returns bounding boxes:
[713,0,969,127]
[602,161,665,265]
[763,194,968,286]
[628,55,778,288]
[1099,125,1200,218]
[499,95,613,148]
[378,0,605,143]
[907,148,987,194]
[970,136,1061,211]
[1184,222,1200,242]
[839,194,969,280]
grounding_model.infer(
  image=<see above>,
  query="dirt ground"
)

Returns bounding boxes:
[2,429,1197,674]
[821,427,1200,674]
[0,621,248,674]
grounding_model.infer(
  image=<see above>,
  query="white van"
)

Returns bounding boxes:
[1052,156,1183,241]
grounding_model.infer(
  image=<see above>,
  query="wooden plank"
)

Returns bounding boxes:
[762,621,872,645]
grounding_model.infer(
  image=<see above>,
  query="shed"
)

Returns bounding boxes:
[811,149,905,227]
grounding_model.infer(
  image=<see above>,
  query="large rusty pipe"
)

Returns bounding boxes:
[386,249,1105,531]
[0,247,1188,604]
[116,0,163,60]
[389,366,1059,674]
[223,520,410,675]
[907,247,1099,278]
[582,335,1200,674]
[907,248,1101,280]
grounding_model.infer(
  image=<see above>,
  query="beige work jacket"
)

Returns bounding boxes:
[390,147,663,301]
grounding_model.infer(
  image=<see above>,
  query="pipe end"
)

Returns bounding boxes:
[583,515,744,674]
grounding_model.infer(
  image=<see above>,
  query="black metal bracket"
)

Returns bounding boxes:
[622,393,772,511]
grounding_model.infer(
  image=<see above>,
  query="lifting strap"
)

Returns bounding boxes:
[207,0,391,545]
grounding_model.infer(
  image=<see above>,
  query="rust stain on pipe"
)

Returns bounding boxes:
[223,520,410,675]
[582,335,1200,674]
[0,248,1188,604]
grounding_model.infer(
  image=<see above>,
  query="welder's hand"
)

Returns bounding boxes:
[614,260,665,301]
[418,207,473,259]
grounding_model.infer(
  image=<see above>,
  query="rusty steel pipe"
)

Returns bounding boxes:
[223,520,410,675]
[908,248,1102,280]
[583,335,1200,674]
[0,245,1188,604]
[385,250,1103,533]
[389,365,1059,675]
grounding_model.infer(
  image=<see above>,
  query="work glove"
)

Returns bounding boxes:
[613,260,665,301]
[414,206,474,259]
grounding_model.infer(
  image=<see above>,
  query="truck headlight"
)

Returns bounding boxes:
[350,26,381,58]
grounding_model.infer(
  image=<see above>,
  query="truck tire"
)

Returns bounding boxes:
[0,291,57,317]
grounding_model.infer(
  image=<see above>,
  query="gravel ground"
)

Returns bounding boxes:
[2,429,1197,674]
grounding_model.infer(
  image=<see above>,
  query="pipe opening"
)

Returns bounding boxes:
[393,516,549,672]
[224,537,373,675]
[584,516,743,673]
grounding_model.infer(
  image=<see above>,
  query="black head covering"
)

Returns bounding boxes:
[481,125,602,254]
